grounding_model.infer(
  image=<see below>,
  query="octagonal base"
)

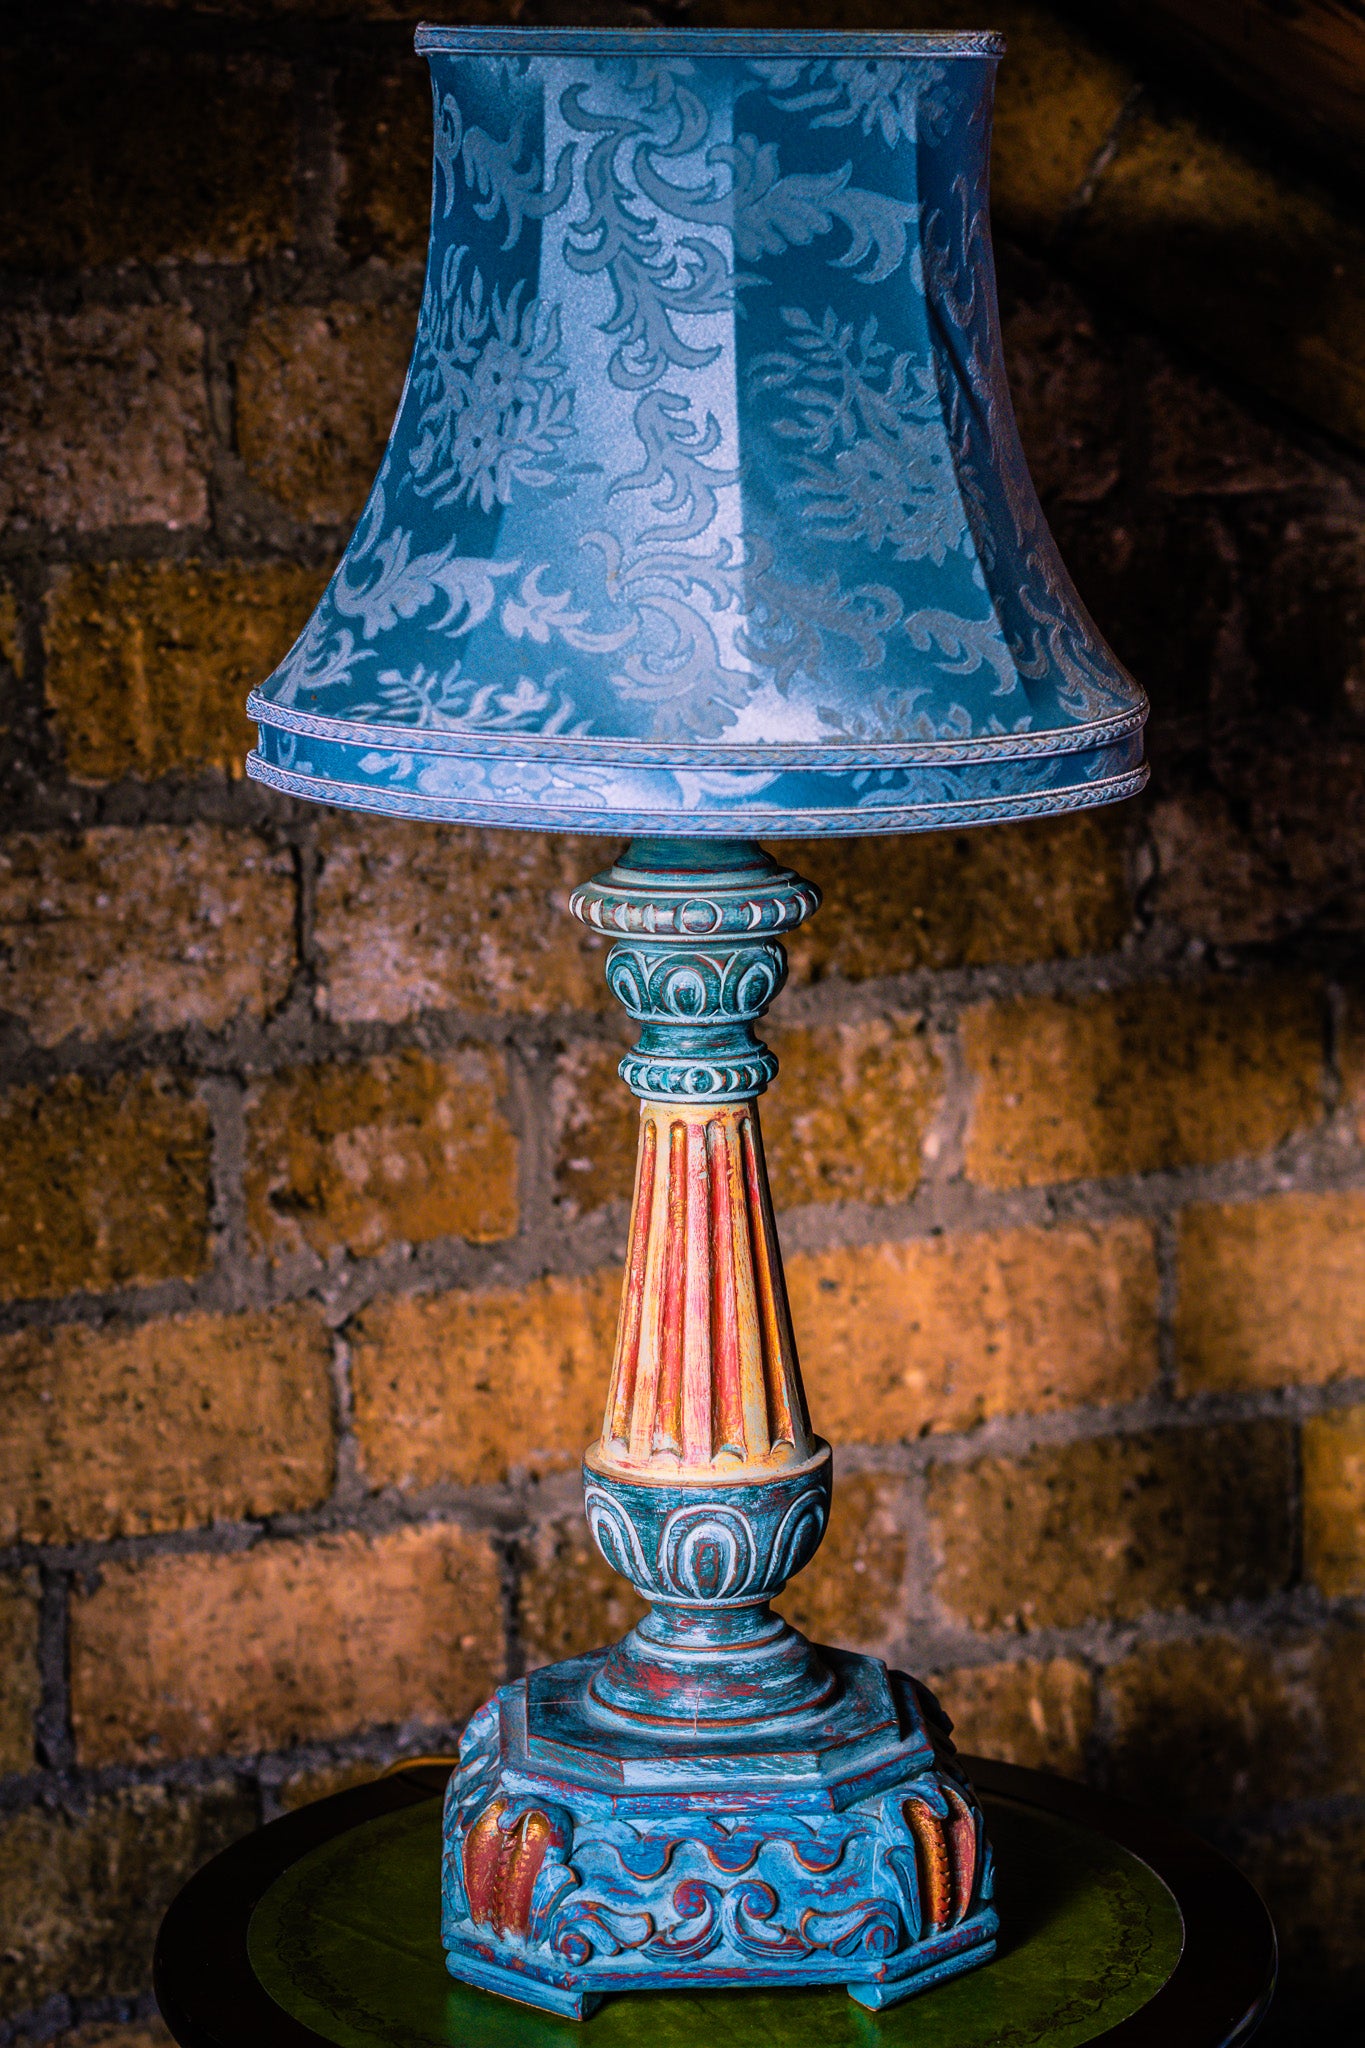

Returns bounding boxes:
[440,1647,997,2018]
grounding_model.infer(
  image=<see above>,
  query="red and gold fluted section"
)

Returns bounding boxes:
[600,1099,813,1478]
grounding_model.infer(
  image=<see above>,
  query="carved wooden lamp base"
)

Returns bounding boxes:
[440,1650,996,2017]
[439,841,998,2016]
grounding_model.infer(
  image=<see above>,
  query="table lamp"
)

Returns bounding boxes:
[246,24,1147,2020]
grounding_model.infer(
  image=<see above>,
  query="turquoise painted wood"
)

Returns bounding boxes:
[246,1788,1187,2048]
[441,1652,997,2017]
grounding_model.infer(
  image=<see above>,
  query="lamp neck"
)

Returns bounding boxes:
[569,837,820,1106]
[569,837,822,1481]
[568,839,833,1732]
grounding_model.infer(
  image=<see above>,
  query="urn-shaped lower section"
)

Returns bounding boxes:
[582,1448,835,1731]
[583,1444,831,1603]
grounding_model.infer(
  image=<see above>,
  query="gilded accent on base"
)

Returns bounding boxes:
[441,1660,998,2010]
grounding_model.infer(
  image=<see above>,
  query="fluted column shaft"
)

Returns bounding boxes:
[601,1099,812,1476]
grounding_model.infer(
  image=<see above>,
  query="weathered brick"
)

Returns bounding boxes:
[1303,1405,1365,1598]
[335,53,432,263]
[313,818,607,1024]
[0,1305,335,1546]
[777,812,1130,985]
[0,826,296,1046]
[1145,790,1301,949]
[1236,1814,1365,2004]
[1049,501,1236,738]
[0,1569,40,1773]
[237,304,415,525]
[0,585,21,674]
[963,979,1322,1188]
[763,1017,942,1209]
[136,0,438,11]
[70,1522,502,1765]
[1343,991,1365,1130]
[43,562,322,782]
[1104,1627,1365,1819]
[0,584,25,802]
[245,1048,517,1260]
[928,1421,1295,1631]
[551,1036,637,1217]
[277,1759,386,1814]
[215,0,451,12]
[1074,100,1365,452]
[517,1516,648,1672]
[57,2022,173,2048]
[1151,739,1365,948]
[0,308,208,532]
[775,1471,908,1651]
[789,1220,1159,1441]
[0,44,294,267]
[1176,1192,1365,1395]
[1181,596,1365,957]
[0,1072,211,1303]
[924,1658,1094,1777]
[549,1019,943,1219]
[1238,522,1365,817]
[1001,258,1124,506]
[979,5,1136,243]
[350,1271,620,1489]
[0,1782,254,2011]
[1147,360,1328,497]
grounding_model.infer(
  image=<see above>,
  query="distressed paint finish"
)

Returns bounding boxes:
[596,1101,812,1478]
[441,835,999,2013]
[580,1455,837,1726]
[245,27,1148,838]
[227,22,1153,2020]
[462,1799,564,1939]
[440,1658,998,2017]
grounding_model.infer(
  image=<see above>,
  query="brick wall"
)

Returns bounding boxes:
[2,2,1363,2042]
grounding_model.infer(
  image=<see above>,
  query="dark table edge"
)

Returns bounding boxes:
[153,1754,1276,2048]
[965,1758,1276,2048]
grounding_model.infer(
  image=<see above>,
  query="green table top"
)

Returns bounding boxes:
[247,1791,1184,2048]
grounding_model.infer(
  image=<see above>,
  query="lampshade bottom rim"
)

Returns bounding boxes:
[245,752,1149,837]
[245,692,1149,769]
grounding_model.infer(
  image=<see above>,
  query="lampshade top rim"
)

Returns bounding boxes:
[414,25,1006,58]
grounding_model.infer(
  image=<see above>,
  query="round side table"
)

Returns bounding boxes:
[154,1756,1275,2048]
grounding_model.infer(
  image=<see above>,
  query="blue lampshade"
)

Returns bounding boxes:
[247,27,1147,836]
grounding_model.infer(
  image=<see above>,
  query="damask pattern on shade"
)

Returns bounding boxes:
[246,30,1147,834]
